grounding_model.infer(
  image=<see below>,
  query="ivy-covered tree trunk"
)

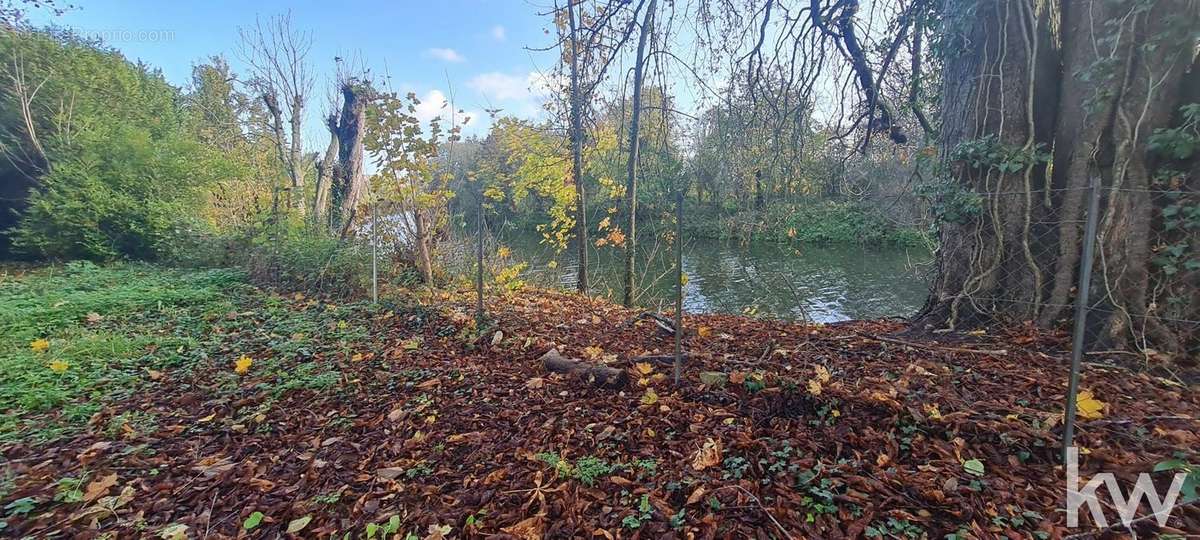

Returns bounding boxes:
[329,83,367,235]
[311,114,339,225]
[918,0,1200,356]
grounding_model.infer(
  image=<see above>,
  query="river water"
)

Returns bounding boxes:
[492,231,933,323]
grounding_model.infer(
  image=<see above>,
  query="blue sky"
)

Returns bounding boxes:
[28,0,562,148]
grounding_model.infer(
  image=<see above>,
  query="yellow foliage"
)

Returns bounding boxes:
[641,388,659,406]
[606,229,626,246]
[697,326,712,338]
[234,355,253,375]
[635,362,654,375]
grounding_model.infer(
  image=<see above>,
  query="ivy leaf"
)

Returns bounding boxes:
[243,511,265,530]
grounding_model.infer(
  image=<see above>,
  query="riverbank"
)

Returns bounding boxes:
[1,264,1197,537]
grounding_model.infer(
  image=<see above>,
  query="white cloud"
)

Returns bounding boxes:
[466,71,556,119]
[411,89,485,135]
[425,47,465,63]
[490,25,506,42]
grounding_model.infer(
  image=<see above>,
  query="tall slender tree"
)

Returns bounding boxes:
[622,0,657,307]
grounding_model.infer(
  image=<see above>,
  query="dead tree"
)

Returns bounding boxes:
[238,12,313,215]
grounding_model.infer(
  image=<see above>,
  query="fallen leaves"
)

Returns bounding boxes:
[640,388,659,406]
[691,438,722,471]
[501,515,545,540]
[234,355,253,375]
[286,515,312,534]
[82,473,117,502]
[1076,389,1106,419]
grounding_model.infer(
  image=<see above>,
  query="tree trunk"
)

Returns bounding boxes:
[539,348,627,389]
[329,83,367,234]
[262,91,294,211]
[568,0,589,294]
[414,211,434,284]
[918,0,1200,356]
[288,92,305,215]
[622,0,657,307]
[311,114,339,225]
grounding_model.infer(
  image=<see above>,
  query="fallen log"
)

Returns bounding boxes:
[539,348,627,389]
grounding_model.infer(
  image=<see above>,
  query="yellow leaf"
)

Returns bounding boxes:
[680,273,689,286]
[30,338,49,353]
[337,320,347,330]
[635,362,654,375]
[49,360,69,373]
[1076,390,1105,420]
[814,365,831,383]
[583,346,604,360]
[351,352,364,362]
[547,260,558,269]
[924,403,943,421]
[497,246,512,258]
[234,355,253,375]
[697,326,712,338]
[641,388,658,405]
[598,216,611,230]
[806,378,822,396]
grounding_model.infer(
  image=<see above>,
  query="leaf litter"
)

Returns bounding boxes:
[1,287,1198,538]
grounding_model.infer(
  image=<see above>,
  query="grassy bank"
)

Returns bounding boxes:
[0,264,1196,538]
[0,262,387,444]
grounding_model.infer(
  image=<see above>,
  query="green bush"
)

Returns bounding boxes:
[2,29,230,262]
[12,127,218,261]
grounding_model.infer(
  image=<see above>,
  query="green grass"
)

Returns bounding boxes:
[0,261,398,444]
[0,262,245,442]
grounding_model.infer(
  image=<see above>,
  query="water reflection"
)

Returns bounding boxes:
[491,230,932,322]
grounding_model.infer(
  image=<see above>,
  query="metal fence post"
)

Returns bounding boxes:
[371,193,378,304]
[475,186,485,327]
[673,185,684,385]
[1062,176,1103,462]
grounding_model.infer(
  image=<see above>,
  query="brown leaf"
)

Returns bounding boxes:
[686,485,708,505]
[83,473,117,502]
[691,438,722,471]
[376,467,406,480]
[502,516,545,540]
